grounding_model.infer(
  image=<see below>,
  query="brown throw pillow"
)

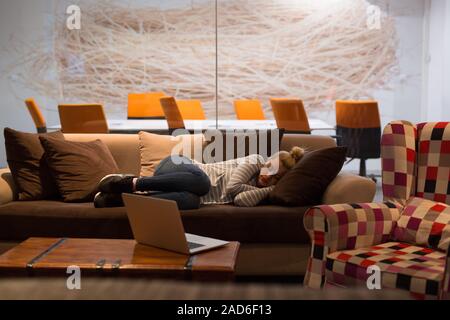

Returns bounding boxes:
[269,147,347,207]
[4,128,65,201]
[39,136,119,203]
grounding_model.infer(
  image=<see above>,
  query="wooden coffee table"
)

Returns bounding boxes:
[0,238,239,281]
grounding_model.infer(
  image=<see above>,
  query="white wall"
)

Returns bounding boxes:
[0,0,54,167]
[423,0,450,121]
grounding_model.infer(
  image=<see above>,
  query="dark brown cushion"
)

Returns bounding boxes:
[0,201,310,244]
[204,129,284,162]
[39,137,120,203]
[4,128,65,201]
[270,147,347,207]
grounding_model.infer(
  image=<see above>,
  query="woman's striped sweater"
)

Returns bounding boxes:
[193,155,275,207]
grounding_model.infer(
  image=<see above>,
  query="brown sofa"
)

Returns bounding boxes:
[0,134,376,276]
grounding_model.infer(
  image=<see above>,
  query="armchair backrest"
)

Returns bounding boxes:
[415,122,450,204]
[382,121,450,206]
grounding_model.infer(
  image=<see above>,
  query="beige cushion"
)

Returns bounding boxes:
[64,134,141,176]
[322,173,376,205]
[139,132,206,177]
[0,168,16,205]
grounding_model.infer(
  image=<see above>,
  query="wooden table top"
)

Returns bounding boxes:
[0,238,240,281]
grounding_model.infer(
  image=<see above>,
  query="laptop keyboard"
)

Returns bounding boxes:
[188,242,205,250]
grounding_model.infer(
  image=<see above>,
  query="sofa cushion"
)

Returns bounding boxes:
[139,131,206,177]
[0,201,309,244]
[269,147,347,207]
[326,242,446,298]
[4,128,65,201]
[40,137,120,202]
[0,201,130,240]
[393,197,450,251]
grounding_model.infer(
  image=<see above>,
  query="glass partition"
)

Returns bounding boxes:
[216,0,425,126]
[4,0,217,124]
[2,0,426,124]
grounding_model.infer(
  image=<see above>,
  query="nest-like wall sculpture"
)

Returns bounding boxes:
[6,0,398,118]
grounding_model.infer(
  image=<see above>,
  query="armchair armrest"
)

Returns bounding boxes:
[322,173,376,205]
[0,168,17,205]
[303,202,401,288]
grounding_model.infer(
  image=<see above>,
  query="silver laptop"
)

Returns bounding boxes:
[122,193,229,255]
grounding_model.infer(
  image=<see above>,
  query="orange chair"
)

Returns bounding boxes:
[177,100,206,120]
[25,98,47,133]
[128,92,166,119]
[159,97,185,134]
[335,100,381,177]
[58,104,109,134]
[234,99,266,120]
[270,98,311,134]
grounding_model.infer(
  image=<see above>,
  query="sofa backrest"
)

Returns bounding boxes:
[416,122,450,204]
[64,133,337,177]
[65,134,141,176]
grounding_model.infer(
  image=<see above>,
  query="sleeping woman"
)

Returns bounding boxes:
[94,146,305,209]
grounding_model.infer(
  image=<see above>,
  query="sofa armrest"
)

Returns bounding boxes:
[303,202,401,288]
[0,168,17,205]
[322,173,376,205]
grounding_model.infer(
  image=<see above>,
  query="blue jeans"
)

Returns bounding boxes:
[135,156,211,210]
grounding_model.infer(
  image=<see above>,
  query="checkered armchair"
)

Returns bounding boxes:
[304,121,450,299]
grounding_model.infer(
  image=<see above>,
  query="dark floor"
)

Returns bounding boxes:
[236,275,303,284]
[0,277,411,300]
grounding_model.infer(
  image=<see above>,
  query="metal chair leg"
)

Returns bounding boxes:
[359,159,367,177]
[360,158,380,183]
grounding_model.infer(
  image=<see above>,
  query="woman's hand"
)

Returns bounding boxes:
[233,185,275,207]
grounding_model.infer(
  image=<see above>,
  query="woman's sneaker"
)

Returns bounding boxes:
[98,174,136,194]
[94,192,124,208]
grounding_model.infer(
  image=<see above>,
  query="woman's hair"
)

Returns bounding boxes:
[275,146,305,170]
